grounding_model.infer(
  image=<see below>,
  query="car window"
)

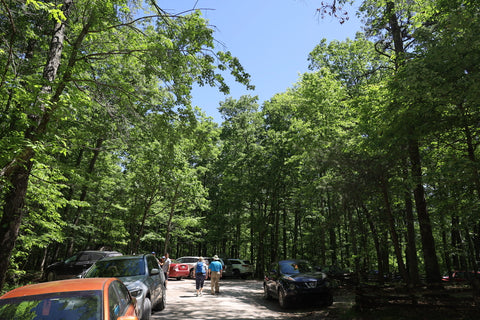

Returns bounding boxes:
[65,254,79,264]
[109,280,132,320]
[231,260,240,265]
[90,253,105,261]
[86,259,145,277]
[77,253,91,262]
[0,291,102,320]
[280,261,313,274]
[147,256,159,273]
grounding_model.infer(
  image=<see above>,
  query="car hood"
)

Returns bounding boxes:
[117,275,150,287]
[284,272,327,282]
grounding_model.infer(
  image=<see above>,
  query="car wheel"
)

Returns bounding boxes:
[141,297,152,320]
[233,269,240,278]
[263,284,272,300]
[46,271,56,281]
[278,288,290,309]
[189,268,194,278]
[176,277,181,280]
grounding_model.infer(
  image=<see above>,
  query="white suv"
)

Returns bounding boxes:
[225,259,253,279]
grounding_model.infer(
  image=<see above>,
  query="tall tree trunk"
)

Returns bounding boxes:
[458,104,480,198]
[409,138,441,284]
[0,0,74,291]
[380,175,407,282]
[293,206,300,259]
[362,205,384,284]
[67,138,104,256]
[404,188,421,285]
[164,183,180,255]
[386,1,441,284]
[327,192,337,265]
[282,206,288,259]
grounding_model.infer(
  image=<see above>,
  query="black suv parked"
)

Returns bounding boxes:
[44,250,122,281]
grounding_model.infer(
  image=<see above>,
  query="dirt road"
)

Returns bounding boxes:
[151,278,353,320]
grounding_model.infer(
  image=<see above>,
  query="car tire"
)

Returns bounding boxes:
[278,288,290,309]
[141,297,152,320]
[233,269,240,278]
[189,269,194,278]
[46,271,56,282]
[263,284,272,300]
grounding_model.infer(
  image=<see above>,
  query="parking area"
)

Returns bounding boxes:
[152,278,348,320]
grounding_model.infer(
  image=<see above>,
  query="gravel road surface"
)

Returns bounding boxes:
[151,278,352,320]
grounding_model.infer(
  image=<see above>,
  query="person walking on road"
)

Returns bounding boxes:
[208,255,223,295]
[193,257,207,296]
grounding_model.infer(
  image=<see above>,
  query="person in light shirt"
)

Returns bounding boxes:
[161,253,171,288]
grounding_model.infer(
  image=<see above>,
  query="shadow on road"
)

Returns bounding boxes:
[152,278,335,320]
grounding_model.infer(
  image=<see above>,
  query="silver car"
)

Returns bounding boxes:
[83,254,166,320]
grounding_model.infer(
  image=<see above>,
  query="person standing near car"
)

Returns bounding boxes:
[162,253,171,288]
[208,255,223,295]
[193,257,207,296]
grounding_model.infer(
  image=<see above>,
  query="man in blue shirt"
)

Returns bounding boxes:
[208,255,223,295]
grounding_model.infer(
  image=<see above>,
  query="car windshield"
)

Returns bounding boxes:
[280,261,314,274]
[64,254,78,264]
[86,258,144,277]
[0,290,101,320]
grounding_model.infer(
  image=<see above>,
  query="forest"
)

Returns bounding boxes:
[1,0,480,293]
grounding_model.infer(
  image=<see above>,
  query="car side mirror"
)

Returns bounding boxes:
[151,268,160,275]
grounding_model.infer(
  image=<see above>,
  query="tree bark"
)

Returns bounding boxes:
[380,175,407,282]
[408,138,441,284]
[404,188,421,285]
[362,205,385,284]
[0,0,74,291]
[386,0,441,284]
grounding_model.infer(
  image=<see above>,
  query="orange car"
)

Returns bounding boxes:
[0,278,138,320]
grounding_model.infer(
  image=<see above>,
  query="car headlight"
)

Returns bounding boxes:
[129,287,144,298]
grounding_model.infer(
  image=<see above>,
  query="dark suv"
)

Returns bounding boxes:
[44,250,122,281]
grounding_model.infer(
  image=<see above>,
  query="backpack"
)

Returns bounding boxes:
[196,262,205,274]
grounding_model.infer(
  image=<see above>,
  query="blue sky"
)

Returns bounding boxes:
[164,1,362,123]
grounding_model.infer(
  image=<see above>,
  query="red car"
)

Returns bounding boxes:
[0,278,138,320]
[169,259,190,280]
[442,270,480,282]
